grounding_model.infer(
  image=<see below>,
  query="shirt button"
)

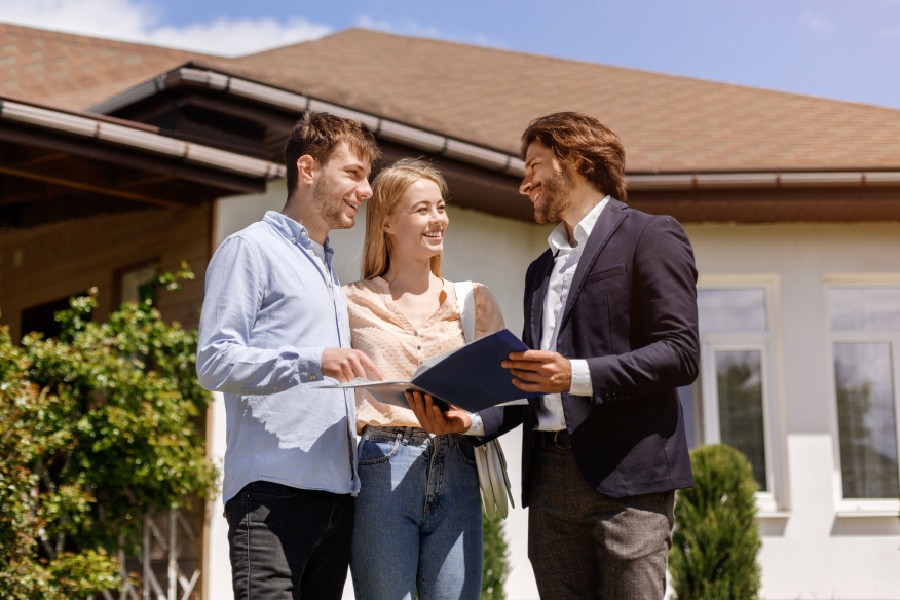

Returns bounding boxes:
[301,231,308,237]
[291,237,296,242]
[413,332,419,337]
[310,375,317,381]
[274,386,279,391]
[417,346,421,350]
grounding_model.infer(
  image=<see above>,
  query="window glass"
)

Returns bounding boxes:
[833,342,899,499]
[716,349,767,490]
[698,289,766,334]
[830,288,900,332]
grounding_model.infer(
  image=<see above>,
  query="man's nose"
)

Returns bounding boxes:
[359,178,373,199]
[519,179,532,195]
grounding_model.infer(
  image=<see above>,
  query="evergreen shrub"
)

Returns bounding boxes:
[669,443,762,600]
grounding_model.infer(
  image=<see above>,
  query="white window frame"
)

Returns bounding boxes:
[694,274,785,514]
[824,274,900,516]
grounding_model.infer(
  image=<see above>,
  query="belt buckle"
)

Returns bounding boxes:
[553,430,571,450]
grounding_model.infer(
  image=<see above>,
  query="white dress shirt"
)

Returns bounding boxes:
[534,196,610,430]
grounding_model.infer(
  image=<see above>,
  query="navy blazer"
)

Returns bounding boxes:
[482,199,699,505]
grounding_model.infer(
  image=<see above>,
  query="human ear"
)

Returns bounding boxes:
[297,155,316,185]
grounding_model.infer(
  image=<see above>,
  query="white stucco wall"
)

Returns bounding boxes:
[205,183,900,600]
[686,222,900,600]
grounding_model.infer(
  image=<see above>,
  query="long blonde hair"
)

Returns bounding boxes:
[362,158,449,279]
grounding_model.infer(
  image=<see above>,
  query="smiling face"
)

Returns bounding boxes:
[310,142,373,233]
[520,141,573,224]
[383,178,448,263]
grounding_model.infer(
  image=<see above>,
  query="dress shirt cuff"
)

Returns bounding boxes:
[464,412,485,436]
[568,359,593,396]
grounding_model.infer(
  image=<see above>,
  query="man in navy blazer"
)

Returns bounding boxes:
[495,112,699,599]
[410,111,699,599]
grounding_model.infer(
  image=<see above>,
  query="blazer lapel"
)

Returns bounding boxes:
[559,199,629,327]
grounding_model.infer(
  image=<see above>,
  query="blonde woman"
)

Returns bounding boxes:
[344,158,503,600]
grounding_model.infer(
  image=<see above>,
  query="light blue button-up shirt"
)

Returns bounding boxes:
[197,211,359,502]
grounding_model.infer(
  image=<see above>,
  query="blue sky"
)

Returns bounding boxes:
[3,0,900,109]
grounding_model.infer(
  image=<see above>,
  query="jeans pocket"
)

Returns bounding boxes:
[455,436,477,465]
[358,434,403,465]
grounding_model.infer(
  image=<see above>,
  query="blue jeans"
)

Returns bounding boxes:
[225,481,354,600]
[350,426,483,600]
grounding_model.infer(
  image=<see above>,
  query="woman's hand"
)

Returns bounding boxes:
[406,390,472,435]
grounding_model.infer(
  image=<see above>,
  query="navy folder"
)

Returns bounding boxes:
[328,329,539,412]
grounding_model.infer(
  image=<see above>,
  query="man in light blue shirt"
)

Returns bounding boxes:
[197,112,383,600]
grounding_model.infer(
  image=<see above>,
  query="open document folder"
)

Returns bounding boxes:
[324,329,539,412]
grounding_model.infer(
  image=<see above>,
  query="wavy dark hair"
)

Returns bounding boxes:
[520,111,627,202]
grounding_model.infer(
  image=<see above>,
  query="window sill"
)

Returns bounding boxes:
[757,511,790,519]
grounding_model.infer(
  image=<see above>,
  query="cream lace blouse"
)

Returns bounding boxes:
[343,276,504,433]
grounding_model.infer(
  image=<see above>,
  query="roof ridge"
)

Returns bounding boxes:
[0,21,211,57]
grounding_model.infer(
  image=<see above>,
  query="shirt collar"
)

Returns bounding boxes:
[263,211,333,255]
[547,195,610,254]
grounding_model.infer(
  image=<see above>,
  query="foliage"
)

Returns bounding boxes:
[481,512,510,599]
[669,444,762,600]
[0,268,217,598]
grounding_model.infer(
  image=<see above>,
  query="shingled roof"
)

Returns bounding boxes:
[213,28,900,175]
[0,23,209,110]
[3,24,900,177]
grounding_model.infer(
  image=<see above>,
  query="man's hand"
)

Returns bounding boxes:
[502,349,572,393]
[321,348,384,383]
[406,390,472,435]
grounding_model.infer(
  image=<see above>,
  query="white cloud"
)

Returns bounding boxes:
[0,0,332,56]
[799,9,836,38]
[147,17,332,56]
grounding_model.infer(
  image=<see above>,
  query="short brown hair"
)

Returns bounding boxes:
[362,158,449,280]
[521,111,627,202]
[284,112,380,197]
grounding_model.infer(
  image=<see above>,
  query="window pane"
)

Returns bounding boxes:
[716,350,767,490]
[698,289,766,334]
[833,343,900,499]
[829,288,900,332]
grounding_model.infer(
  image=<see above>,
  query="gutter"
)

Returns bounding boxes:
[88,67,527,177]
[0,97,286,181]
[87,67,900,191]
[626,171,900,190]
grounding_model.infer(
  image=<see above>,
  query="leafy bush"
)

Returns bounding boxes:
[482,513,509,599]
[669,444,762,600]
[0,271,217,598]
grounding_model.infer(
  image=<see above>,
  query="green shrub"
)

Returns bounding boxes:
[669,444,762,600]
[0,269,217,598]
[482,513,509,599]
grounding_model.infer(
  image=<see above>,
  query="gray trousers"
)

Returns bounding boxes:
[528,431,675,600]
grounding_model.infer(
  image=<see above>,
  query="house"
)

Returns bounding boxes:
[2,22,899,600]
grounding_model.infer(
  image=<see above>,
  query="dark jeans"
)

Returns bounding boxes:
[528,431,675,600]
[225,481,354,600]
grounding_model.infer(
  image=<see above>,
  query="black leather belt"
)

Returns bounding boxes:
[535,429,572,450]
